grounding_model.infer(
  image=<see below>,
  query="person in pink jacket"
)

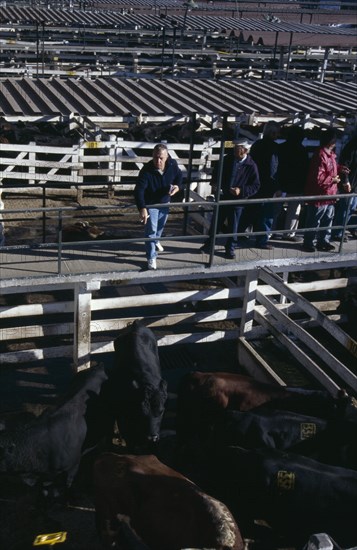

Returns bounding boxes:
[302,129,349,252]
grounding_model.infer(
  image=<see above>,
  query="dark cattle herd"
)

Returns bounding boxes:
[0,321,356,549]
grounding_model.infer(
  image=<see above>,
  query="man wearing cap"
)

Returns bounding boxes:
[201,138,260,259]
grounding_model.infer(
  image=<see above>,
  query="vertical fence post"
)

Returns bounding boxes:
[77,140,85,202]
[240,269,259,337]
[108,134,116,199]
[207,111,229,267]
[28,142,36,185]
[183,112,197,235]
[73,281,100,371]
[57,209,63,275]
[42,185,46,243]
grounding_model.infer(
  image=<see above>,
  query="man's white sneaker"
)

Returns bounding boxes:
[155,242,164,252]
[148,258,157,270]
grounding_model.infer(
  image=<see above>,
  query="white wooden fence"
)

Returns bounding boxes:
[0,138,223,199]
[1,268,356,396]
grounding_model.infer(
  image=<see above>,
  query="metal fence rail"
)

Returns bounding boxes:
[0,190,356,275]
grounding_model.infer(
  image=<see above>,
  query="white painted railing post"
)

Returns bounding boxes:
[29,142,36,185]
[73,281,101,371]
[115,137,123,185]
[240,269,259,337]
[77,139,85,202]
[0,184,4,246]
[107,135,117,198]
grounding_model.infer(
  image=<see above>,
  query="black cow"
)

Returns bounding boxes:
[0,321,168,489]
[213,446,357,548]
[208,408,357,470]
[210,408,329,452]
[113,320,168,451]
[176,371,353,441]
[0,364,114,489]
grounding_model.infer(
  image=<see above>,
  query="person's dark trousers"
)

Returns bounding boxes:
[238,203,260,235]
[201,204,230,251]
[255,202,274,247]
[225,206,244,254]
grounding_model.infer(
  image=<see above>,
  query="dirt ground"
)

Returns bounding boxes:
[1,187,183,247]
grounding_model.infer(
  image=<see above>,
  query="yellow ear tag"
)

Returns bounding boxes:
[33,532,67,546]
[277,470,295,491]
[300,422,317,439]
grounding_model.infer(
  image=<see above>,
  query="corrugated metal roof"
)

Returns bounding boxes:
[0,6,356,35]
[0,77,356,118]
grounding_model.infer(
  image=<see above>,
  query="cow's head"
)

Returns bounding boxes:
[118,378,168,452]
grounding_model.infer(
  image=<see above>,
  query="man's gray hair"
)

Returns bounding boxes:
[153,143,168,154]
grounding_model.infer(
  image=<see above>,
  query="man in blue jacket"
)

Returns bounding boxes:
[201,138,260,259]
[135,143,183,270]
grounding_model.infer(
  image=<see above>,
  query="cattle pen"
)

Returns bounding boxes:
[1,0,357,546]
[0,238,357,549]
[1,136,357,550]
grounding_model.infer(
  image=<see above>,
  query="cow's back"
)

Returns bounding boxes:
[218,446,357,548]
[113,320,161,385]
[94,452,244,550]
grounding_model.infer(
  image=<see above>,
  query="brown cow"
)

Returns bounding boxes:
[176,371,349,441]
[93,452,244,550]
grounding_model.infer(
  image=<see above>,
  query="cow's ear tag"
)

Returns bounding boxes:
[33,532,67,546]
[132,380,139,389]
[276,470,295,491]
[300,422,316,440]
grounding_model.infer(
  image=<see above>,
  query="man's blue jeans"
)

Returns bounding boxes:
[303,204,334,247]
[145,207,169,260]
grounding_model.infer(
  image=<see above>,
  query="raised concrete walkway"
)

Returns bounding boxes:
[1,236,356,289]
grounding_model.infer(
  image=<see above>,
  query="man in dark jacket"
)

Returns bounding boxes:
[201,138,260,259]
[135,143,183,270]
[248,121,280,249]
[276,125,309,242]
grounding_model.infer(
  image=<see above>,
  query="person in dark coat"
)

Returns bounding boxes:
[134,143,183,270]
[201,138,260,259]
[240,121,281,249]
[276,125,309,242]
